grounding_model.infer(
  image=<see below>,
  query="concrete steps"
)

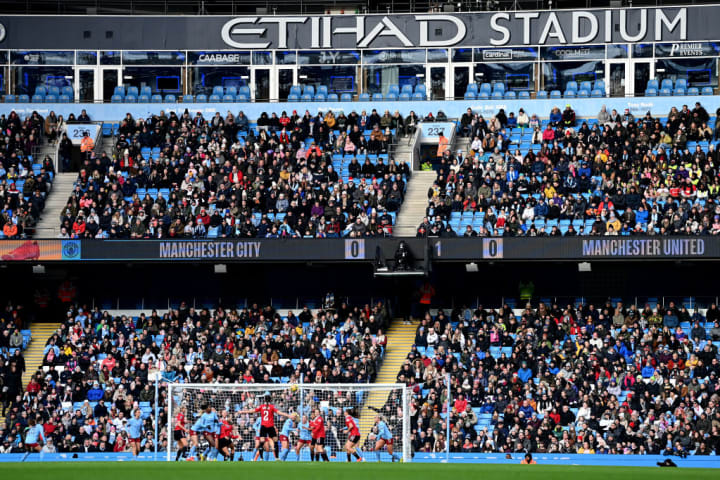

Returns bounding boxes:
[34,173,77,238]
[358,319,417,440]
[393,171,437,237]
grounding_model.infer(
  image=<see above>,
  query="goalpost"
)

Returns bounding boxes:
[167,383,412,462]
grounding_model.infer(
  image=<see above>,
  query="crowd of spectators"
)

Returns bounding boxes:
[0,298,390,454]
[397,299,720,456]
[0,111,56,239]
[60,108,413,239]
[419,102,720,237]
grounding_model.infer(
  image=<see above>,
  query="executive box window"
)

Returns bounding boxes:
[76,51,98,65]
[427,49,448,63]
[298,66,357,95]
[11,51,74,65]
[100,51,121,65]
[364,64,424,95]
[13,66,73,95]
[0,52,9,64]
[123,66,183,96]
[541,61,603,92]
[452,49,473,62]
[363,50,426,64]
[252,52,273,65]
[275,52,297,65]
[474,62,534,91]
[655,58,718,88]
[190,66,250,96]
[297,51,360,65]
[122,51,185,65]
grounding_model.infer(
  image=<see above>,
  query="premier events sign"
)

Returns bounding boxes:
[1,6,717,50]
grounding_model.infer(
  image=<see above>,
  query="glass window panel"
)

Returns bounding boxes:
[363,50,425,64]
[542,61,603,92]
[655,42,720,58]
[76,51,98,65]
[363,64,424,95]
[540,45,605,61]
[427,49,448,63]
[188,51,251,65]
[299,66,357,94]
[190,66,251,96]
[275,51,297,65]
[655,58,718,87]
[100,51,121,65]
[474,63,534,91]
[297,51,360,65]
[12,51,74,65]
[252,52,273,65]
[122,51,185,65]
[0,51,9,64]
[123,66,183,94]
[452,49,472,62]
[632,44,654,58]
[12,66,73,95]
[474,47,537,62]
[607,44,629,59]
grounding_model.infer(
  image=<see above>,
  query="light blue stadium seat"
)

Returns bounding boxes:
[674,88,686,96]
[536,90,548,99]
[687,87,699,96]
[492,83,505,94]
[32,94,44,103]
[212,86,224,97]
[491,91,503,99]
[58,94,71,103]
[359,93,370,101]
[386,92,398,101]
[126,86,139,97]
[165,94,176,102]
[111,94,123,103]
[316,85,328,96]
[550,90,562,98]
[591,89,604,97]
[301,93,313,102]
[401,84,414,94]
[225,86,237,97]
[151,94,163,103]
[518,91,530,99]
[340,93,352,102]
[327,93,338,101]
[19,94,30,102]
[646,79,659,91]
[287,93,300,102]
[659,88,672,96]
[702,87,714,95]
[645,88,658,97]
[209,94,222,102]
[464,91,476,100]
[374,93,385,101]
[564,90,576,98]
[577,90,590,98]
[124,95,138,103]
[566,81,578,92]
[195,94,207,102]
[289,86,302,96]
[412,92,425,101]
[388,84,400,96]
[465,83,478,94]
[222,94,235,102]
[303,85,315,96]
[660,79,674,90]
[504,91,516,99]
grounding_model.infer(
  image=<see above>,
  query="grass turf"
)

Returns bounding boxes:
[2,462,717,480]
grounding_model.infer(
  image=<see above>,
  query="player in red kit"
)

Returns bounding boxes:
[309,408,329,462]
[218,413,238,461]
[239,393,290,461]
[173,406,189,461]
[343,407,363,462]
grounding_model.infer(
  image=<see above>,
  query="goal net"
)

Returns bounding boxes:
[167,383,412,462]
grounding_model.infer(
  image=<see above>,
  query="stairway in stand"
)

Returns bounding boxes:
[358,318,417,440]
[21,323,61,389]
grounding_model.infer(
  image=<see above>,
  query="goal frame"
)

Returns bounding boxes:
[166,382,412,462]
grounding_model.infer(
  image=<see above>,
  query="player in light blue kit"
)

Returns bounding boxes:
[252,416,265,461]
[294,414,312,461]
[25,417,46,452]
[373,415,400,462]
[195,404,220,461]
[127,408,145,458]
[278,412,299,461]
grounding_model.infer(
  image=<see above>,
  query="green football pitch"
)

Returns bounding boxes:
[2,462,717,480]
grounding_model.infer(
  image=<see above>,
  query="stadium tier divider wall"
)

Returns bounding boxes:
[167,383,412,462]
[4,95,717,125]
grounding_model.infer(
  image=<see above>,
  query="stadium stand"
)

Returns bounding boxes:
[398,299,720,455]
[59,109,411,239]
[0,299,391,454]
[418,102,720,237]
[0,111,56,239]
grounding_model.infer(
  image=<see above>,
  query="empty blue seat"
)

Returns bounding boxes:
[34,86,47,96]
[316,85,328,96]
[536,90,548,99]
[238,86,251,97]
[386,92,398,101]
[165,94,176,102]
[287,93,300,102]
[48,86,60,96]
[388,84,400,95]
[225,86,237,97]
[675,78,687,90]
[222,94,235,102]
[564,90,576,98]
[465,83,478,94]
[415,84,426,94]
[140,86,152,97]
[401,84,413,94]
[138,94,150,103]
[591,89,604,97]
[212,86,224,96]
[674,88,686,96]
[301,93,313,102]
[236,94,249,102]
[124,95,137,103]
[289,85,302,96]
[126,86,139,97]
[646,79,659,90]
[659,88,672,96]
[492,83,505,94]
[374,93,385,101]
[479,83,492,94]
[151,94,163,103]
[702,87,714,95]
[31,94,44,103]
[58,94,71,103]
[327,93,338,101]
[660,79,674,90]
[113,86,125,97]
[491,91,503,99]
[340,93,352,102]
[314,93,326,102]
[504,91,516,99]
[209,94,221,102]
[579,81,592,92]
[19,94,30,102]
[412,92,425,101]
[359,93,370,101]
[550,90,562,98]
[195,94,207,102]
[687,87,700,96]
[645,88,658,97]
[464,91,476,100]
[111,94,123,103]
[518,91,530,99]
[303,85,315,96]
[566,81,578,92]
[577,90,590,98]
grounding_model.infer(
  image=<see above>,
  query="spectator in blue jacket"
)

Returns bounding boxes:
[663,311,679,329]
[517,361,533,383]
[86,381,104,401]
